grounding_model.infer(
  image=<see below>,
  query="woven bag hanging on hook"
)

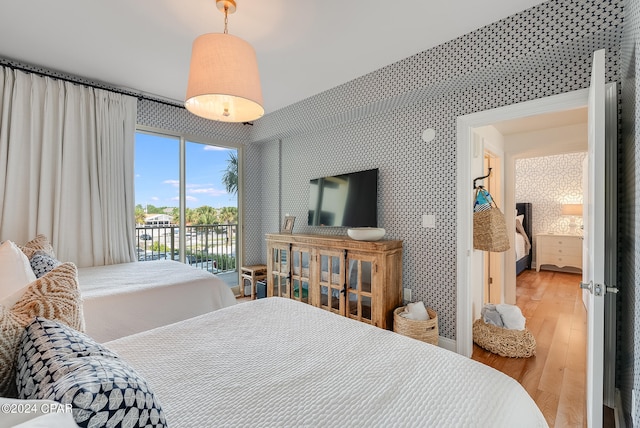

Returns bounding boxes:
[473,188,510,252]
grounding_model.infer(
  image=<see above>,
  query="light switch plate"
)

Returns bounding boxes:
[422,214,435,228]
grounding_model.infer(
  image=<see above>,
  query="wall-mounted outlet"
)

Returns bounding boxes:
[403,288,412,303]
[633,389,638,427]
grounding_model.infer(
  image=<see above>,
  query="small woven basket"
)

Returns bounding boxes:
[472,319,536,358]
[393,306,438,346]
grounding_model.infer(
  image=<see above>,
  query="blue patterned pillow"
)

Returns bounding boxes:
[16,317,167,428]
[29,251,61,278]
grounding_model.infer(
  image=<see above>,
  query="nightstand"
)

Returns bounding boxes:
[536,233,583,272]
[240,265,267,299]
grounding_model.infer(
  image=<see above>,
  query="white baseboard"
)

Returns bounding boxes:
[438,336,456,352]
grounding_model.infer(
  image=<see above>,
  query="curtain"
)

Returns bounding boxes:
[0,66,137,267]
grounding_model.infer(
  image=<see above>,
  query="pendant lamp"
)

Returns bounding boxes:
[185,0,264,122]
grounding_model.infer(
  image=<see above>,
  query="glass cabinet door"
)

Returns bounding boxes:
[269,244,290,298]
[317,249,344,315]
[346,254,375,324]
[290,245,310,304]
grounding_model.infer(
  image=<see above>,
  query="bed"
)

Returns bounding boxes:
[515,202,532,275]
[78,260,237,342]
[105,298,547,427]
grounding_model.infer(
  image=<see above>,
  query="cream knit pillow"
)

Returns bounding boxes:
[0,241,37,302]
[18,234,56,260]
[0,262,84,397]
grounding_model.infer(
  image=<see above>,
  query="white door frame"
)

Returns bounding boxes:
[456,88,591,358]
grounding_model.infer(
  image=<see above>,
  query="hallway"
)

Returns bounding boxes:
[471,270,586,427]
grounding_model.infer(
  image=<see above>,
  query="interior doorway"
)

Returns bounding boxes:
[456,79,618,421]
[456,88,593,359]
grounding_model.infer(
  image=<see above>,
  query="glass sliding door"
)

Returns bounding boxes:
[134,131,239,280]
[184,141,238,274]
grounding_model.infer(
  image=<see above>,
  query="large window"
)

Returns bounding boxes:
[134,131,239,275]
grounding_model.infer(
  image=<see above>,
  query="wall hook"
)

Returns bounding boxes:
[473,168,492,189]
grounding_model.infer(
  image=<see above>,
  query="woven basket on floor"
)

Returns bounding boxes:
[472,319,536,358]
[393,306,438,346]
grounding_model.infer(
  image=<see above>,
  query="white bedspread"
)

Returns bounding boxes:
[515,230,526,261]
[107,298,547,427]
[79,260,236,342]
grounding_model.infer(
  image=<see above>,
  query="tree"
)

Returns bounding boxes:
[135,205,146,225]
[195,205,218,225]
[218,207,238,241]
[222,152,238,195]
[218,206,237,224]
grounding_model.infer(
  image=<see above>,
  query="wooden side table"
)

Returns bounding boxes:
[241,265,267,299]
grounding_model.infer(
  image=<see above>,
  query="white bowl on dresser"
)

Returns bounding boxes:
[347,227,386,241]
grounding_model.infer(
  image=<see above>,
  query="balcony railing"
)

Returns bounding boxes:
[135,224,237,274]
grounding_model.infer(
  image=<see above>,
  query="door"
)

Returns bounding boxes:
[268,243,290,298]
[582,48,606,428]
[346,253,376,325]
[290,245,311,304]
[317,248,345,316]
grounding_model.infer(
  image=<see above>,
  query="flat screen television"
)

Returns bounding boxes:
[308,168,378,227]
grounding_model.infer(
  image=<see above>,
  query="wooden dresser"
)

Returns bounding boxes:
[265,233,403,330]
[535,233,583,272]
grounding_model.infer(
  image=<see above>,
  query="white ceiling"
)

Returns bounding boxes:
[0,0,548,115]
[491,108,588,135]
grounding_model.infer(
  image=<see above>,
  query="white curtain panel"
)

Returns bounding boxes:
[0,66,137,267]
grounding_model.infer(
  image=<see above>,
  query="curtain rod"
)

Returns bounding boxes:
[0,59,185,109]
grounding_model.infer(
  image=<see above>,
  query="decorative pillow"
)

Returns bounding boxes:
[18,234,56,260]
[30,251,62,278]
[0,262,83,398]
[17,317,116,400]
[17,317,167,428]
[0,240,37,302]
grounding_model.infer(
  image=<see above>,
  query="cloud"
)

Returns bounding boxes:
[163,179,179,187]
[150,196,159,201]
[203,145,232,152]
[171,196,198,202]
[186,183,214,189]
[188,188,227,197]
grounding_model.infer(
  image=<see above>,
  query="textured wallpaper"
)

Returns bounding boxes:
[515,152,587,267]
[619,0,639,423]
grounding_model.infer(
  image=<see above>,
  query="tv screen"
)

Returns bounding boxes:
[308,169,378,227]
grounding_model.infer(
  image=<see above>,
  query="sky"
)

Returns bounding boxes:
[135,133,238,210]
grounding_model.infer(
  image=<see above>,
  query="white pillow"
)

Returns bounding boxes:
[0,398,77,427]
[0,241,36,303]
[400,301,430,321]
[516,214,524,225]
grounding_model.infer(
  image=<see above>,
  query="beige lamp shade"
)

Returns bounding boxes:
[185,33,264,123]
[561,203,583,216]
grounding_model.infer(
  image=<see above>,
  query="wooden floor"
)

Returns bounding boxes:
[471,269,587,428]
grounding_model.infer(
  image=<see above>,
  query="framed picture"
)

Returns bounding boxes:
[282,216,295,234]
